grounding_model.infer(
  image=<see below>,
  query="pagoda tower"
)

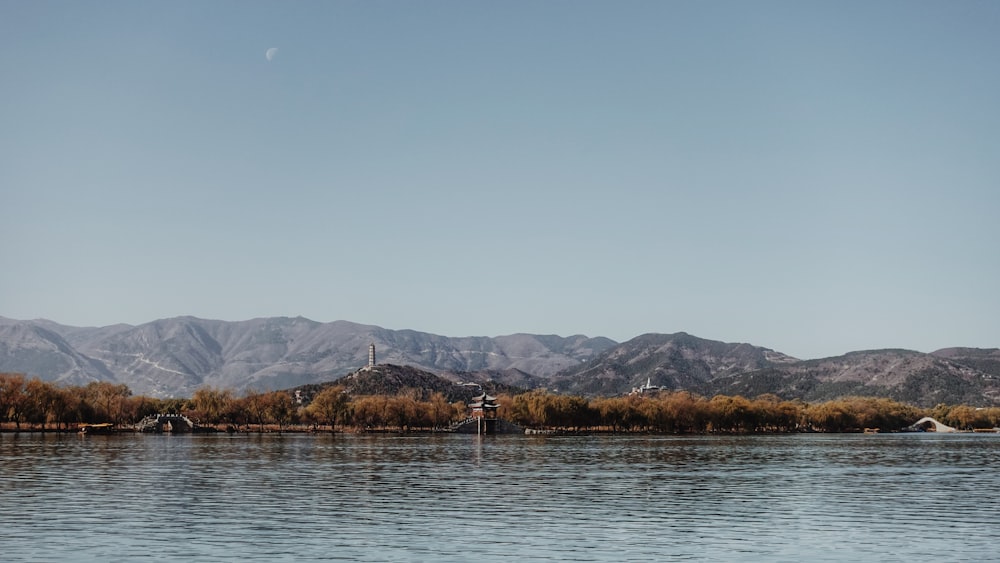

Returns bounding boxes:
[468,392,500,435]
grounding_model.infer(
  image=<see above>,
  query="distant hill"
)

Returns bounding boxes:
[0,316,614,397]
[440,367,547,390]
[1,315,996,406]
[705,349,1000,406]
[340,364,457,397]
[292,364,523,405]
[547,332,798,396]
[0,322,115,386]
[548,334,1000,406]
[932,347,1000,379]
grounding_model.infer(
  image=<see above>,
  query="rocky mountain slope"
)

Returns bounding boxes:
[703,349,1000,406]
[300,364,524,403]
[931,347,1000,379]
[0,316,614,397]
[547,333,1000,406]
[547,332,798,395]
[1,316,996,406]
[0,322,115,385]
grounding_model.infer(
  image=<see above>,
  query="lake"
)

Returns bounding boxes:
[1,432,998,561]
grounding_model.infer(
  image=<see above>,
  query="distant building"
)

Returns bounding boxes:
[468,392,500,434]
[367,343,376,370]
[630,377,663,396]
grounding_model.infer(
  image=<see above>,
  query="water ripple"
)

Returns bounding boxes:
[2,433,1000,561]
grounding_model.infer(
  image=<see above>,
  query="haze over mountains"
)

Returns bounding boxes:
[1,316,997,406]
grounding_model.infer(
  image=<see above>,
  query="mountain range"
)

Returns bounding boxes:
[0,316,613,397]
[1,316,997,406]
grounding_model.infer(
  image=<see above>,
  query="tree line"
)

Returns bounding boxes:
[3,372,999,433]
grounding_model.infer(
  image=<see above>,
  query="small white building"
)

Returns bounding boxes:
[630,377,663,395]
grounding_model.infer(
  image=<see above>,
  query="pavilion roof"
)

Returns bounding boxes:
[469,402,499,409]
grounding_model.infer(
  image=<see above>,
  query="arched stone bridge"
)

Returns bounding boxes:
[909,417,958,433]
[448,417,523,434]
[135,413,198,433]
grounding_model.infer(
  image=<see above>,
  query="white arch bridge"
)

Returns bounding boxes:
[909,417,959,433]
[134,413,198,433]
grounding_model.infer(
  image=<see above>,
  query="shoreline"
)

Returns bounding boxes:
[4,424,996,436]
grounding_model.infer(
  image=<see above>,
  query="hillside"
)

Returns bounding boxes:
[704,349,1000,406]
[0,322,115,386]
[547,332,798,396]
[1,315,996,406]
[0,316,614,397]
[292,364,523,405]
[548,335,1000,406]
[440,367,547,390]
[932,347,1000,379]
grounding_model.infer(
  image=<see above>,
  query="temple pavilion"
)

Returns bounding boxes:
[468,392,499,434]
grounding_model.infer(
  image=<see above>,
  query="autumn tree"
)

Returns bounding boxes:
[43,384,74,430]
[592,397,639,432]
[385,396,418,431]
[708,395,756,432]
[306,386,350,431]
[751,394,803,432]
[191,386,235,425]
[665,391,710,433]
[805,400,858,432]
[241,389,268,432]
[264,391,297,432]
[80,382,133,424]
[0,373,30,429]
[426,392,455,429]
[23,378,58,430]
[551,395,596,430]
[352,395,389,430]
[127,395,161,422]
[941,405,991,430]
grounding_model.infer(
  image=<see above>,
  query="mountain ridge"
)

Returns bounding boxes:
[0,316,996,406]
[0,316,615,397]
[546,335,1000,407]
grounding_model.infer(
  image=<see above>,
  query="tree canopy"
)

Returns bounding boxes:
[2,372,997,434]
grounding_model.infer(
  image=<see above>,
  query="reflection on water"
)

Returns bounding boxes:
[2,433,999,561]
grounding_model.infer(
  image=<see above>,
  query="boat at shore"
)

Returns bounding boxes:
[78,423,115,435]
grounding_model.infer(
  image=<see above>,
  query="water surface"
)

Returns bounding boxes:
[2,433,998,561]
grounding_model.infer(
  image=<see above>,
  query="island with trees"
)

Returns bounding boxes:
[2,369,999,434]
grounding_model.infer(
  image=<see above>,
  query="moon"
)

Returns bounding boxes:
[265,47,278,62]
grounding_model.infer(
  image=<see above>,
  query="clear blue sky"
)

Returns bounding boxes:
[2,1,998,359]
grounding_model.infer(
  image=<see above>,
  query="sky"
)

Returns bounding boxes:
[2,1,998,360]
